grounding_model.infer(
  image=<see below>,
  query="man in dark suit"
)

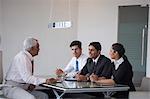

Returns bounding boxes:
[75,42,112,82]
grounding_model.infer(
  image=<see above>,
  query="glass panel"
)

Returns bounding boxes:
[118,5,149,86]
[50,81,128,89]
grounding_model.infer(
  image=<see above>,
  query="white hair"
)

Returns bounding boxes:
[23,37,38,51]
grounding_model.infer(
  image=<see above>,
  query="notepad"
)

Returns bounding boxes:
[65,77,77,81]
[96,83,115,88]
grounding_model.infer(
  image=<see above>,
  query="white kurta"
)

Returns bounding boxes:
[5,50,46,85]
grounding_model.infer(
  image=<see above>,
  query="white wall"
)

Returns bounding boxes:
[147,2,150,77]
[0,0,2,49]
[2,0,78,76]
[78,0,149,56]
[1,0,150,77]
[0,0,2,83]
[0,51,2,83]
[78,0,118,56]
[78,0,150,77]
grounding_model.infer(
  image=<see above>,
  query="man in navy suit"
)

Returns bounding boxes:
[75,42,112,82]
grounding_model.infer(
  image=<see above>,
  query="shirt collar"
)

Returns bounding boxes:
[114,57,124,70]
[93,54,100,63]
[76,54,83,61]
[23,50,34,61]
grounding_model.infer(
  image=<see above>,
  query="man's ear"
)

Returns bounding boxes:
[30,47,34,52]
[28,47,34,56]
[98,50,101,54]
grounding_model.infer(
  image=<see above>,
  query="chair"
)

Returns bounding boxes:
[0,50,4,88]
[129,77,150,99]
[138,77,150,91]
[129,91,150,99]
[0,50,3,85]
[0,51,7,98]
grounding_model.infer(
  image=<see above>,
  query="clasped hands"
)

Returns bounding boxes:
[45,68,66,85]
[75,73,105,83]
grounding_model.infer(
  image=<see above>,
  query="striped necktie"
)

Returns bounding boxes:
[76,60,79,71]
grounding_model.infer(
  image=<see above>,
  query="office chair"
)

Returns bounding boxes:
[0,51,7,98]
[139,77,150,91]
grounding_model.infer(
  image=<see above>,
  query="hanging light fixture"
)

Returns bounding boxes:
[48,0,72,29]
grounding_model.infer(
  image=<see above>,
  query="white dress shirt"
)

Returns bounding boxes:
[114,57,124,70]
[92,54,100,65]
[64,54,88,77]
[5,50,46,85]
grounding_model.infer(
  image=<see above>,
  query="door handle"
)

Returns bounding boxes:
[141,27,145,66]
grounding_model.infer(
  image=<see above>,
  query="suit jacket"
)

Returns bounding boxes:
[80,55,112,78]
[112,59,135,91]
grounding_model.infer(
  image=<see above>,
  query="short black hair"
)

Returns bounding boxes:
[112,43,125,57]
[89,42,101,51]
[70,40,82,49]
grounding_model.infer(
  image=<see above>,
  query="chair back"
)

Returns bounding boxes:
[0,50,3,84]
[0,51,8,98]
[140,77,150,91]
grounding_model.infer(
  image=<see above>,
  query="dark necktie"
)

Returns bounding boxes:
[31,61,34,75]
[93,61,97,73]
[76,60,79,71]
[27,60,35,91]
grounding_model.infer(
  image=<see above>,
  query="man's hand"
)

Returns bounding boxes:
[27,84,36,92]
[98,77,106,80]
[56,69,64,77]
[75,74,88,81]
[90,73,98,82]
[46,78,57,84]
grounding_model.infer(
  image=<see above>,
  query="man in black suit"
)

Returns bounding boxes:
[75,42,112,82]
